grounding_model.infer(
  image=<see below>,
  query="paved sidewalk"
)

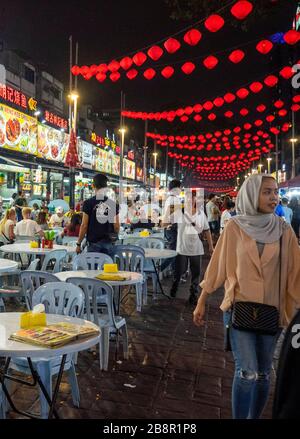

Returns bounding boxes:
[6,255,275,419]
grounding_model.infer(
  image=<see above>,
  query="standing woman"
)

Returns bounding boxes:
[193,174,300,419]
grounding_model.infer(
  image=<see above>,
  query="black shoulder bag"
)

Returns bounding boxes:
[231,237,282,336]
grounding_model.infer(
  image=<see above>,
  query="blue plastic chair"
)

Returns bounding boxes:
[20,270,60,310]
[66,277,128,371]
[9,282,84,419]
[138,238,164,298]
[41,249,68,273]
[112,245,146,312]
[72,253,113,270]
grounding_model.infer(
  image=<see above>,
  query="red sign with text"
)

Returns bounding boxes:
[44,110,68,130]
[0,84,28,110]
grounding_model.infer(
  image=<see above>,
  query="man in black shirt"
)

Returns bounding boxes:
[15,190,27,222]
[76,174,120,256]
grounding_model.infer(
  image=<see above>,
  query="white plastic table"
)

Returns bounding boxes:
[0,312,100,419]
[144,249,177,297]
[0,243,75,256]
[55,270,143,313]
[0,258,18,273]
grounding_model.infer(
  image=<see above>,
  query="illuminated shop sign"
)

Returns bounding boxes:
[0,83,37,112]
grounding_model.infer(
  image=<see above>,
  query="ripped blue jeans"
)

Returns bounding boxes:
[224,311,279,419]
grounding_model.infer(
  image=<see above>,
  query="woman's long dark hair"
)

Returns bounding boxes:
[69,213,82,232]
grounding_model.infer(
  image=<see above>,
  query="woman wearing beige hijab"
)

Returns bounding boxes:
[193,174,300,419]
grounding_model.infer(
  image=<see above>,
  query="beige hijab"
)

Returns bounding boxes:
[232,173,284,244]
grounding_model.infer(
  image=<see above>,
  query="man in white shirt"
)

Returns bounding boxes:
[16,207,44,238]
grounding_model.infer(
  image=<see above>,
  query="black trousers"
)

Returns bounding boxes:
[172,254,201,294]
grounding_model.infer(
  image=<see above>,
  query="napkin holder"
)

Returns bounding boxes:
[103,263,118,273]
[20,304,47,329]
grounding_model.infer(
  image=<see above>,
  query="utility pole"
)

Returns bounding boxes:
[143,120,148,186]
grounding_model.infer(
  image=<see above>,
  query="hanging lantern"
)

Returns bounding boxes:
[108,60,120,72]
[274,99,284,109]
[194,114,202,121]
[98,63,108,73]
[228,49,245,64]
[225,111,234,118]
[264,75,278,87]
[279,66,294,79]
[224,93,236,103]
[249,82,263,93]
[89,65,98,76]
[120,57,133,70]
[213,97,224,107]
[71,65,80,76]
[266,115,275,122]
[203,55,219,69]
[254,119,263,127]
[126,69,138,80]
[143,68,156,80]
[283,30,300,45]
[270,127,280,135]
[293,95,300,103]
[181,116,189,122]
[292,104,300,112]
[83,72,92,80]
[110,72,120,82]
[184,29,202,46]
[161,66,175,79]
[80,66,89,76]
[147,45,164,61]
[231,1,253,20]
[133,52,147,66]
[278,109,287,117]
[204,15,225,32]
[236,88,249,99]
[193,104,202,113]
[203,101,214,111]
[96,72,106,82]
[257,104,266,112]
[256,40,273,55]
[184,106,194,115]
[176,108,185,117]
[181,62,196,75]
[240,108,249,116]
[244,123,252,130]
[164,38,181,54]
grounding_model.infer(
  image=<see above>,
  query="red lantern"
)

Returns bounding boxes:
[98,63,108,73]
[144,68,156,80]
[264,75,278,87]
[244,123,252,130]
[256,40,273,55]
[110,72,120,82]
[224,93,236,103]
[147,46,163,61]
[96,72,106,82]
[204,15,225,32]
[236,88,249,99]
[133,52,147,66]
[225,111,234,118]
[108,60,120,72]
[203,101,214,111]
[231,1,253,20]
[278,109,287,117]
[270,127,280,135]
[176,108,185,117]
[293,95,300,103]
[83,72,92,80]
[249,82,263,93]
[203,55,219,69]
[80,66,89,76]
[257,104,266,112]
[164,38,181,54]
[184,29,202,46]
[193,104,202,113]
[126,69,138,80]
[120,57,133,70]
[161,66,175,79]
[266,115,275,122]
[213,97,224,107]
[254,119,263,127]
[240,108,249,116]
[274,99,284,109]
[292,104,300,112]
[194,115,202,122]
[89,65,98,76]
[279,66,294,79]
[228,49,245,64]
[71,65,80,76]
[181,116,189,123]
[181,62,196,75]
[283,30,300,45]
[208,113,216,121]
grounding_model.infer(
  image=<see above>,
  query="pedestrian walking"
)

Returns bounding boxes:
[193,174,300,419]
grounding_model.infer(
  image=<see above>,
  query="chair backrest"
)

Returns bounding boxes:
[112,245,145,273]
[41,249,68,273]
[32,282,84,317]
[27,258,40,271]
[66,277,117,326]
[20,270,60,310]
[138,238,165,249]
[72,252,113,270]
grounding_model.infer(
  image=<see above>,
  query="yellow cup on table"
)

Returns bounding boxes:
[139,229,150,237]
[103,263,118,273]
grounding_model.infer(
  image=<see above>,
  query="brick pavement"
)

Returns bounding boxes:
[5,255,275,419]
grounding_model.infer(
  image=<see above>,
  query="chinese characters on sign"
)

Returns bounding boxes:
[91,132,121,155]
[0,83,28,110]
[44,111,68,130]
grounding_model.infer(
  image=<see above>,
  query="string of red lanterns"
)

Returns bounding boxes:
[121,67,299,122]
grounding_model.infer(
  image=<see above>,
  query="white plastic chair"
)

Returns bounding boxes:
[66,277,128,371]
[20,270,60,310]
[72,253,113,271]
[139,238,164,298]
[112,245,146,312]
[41,249,67,273]
[0,385,5,419]
[9,282,84,418]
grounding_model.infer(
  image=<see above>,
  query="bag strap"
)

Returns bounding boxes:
[278,235,282,313]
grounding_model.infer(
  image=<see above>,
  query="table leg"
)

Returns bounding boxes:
[151,259,170,300]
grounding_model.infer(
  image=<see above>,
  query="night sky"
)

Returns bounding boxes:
[0,1,298,149]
